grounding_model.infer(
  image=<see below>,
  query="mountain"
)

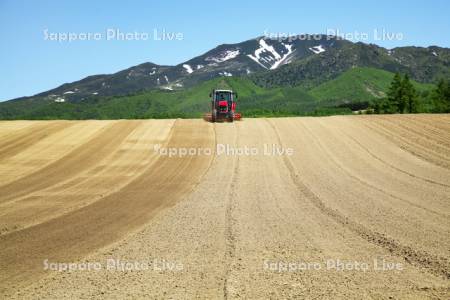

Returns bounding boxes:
[310,67,433,103]
[0,69,435,120]
[15,35,349,103]
[308,67,435,111]
[1,34,449,119]
[250,42,450,89]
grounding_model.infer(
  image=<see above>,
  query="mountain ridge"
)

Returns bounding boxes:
[2,34,449,108]
[0,67,436,120]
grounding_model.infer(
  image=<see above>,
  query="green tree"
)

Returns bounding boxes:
[384,73,417,113]
[432,79,450,113]
[401,74,418,113]
[386,73,402,113]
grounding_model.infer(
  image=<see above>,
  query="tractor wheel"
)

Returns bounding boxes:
[211,110,217,122]
[228,113,234,122]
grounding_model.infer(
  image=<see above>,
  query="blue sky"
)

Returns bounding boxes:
[0,0,449,101]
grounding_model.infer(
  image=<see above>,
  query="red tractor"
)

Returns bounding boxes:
[205,89,241,122]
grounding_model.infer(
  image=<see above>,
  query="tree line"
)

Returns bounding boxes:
[373,74,450,114]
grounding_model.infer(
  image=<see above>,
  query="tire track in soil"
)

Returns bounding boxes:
[337,123,450,189]
[0,122,74,161]
[308,120,449,218]
[0,121,176,236]
[362,120,450,169]
[381,116,450,149]
[222,122,240,300]
[0,121,140,204]
[0,119,215,294]
[303,119,447,220]
[0,122,42,149]
[406,114,450,133]
[266,119,450,280]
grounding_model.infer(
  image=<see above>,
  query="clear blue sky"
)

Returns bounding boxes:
[0,0,449,101]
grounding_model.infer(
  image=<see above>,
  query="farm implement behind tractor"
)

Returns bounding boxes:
[204,89,241,122]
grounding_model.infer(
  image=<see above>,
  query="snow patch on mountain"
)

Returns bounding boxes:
[270,43,294,70]
[197,65,204,69]
[183,64,194,74]
[249,39,273,61]
[63,91,75,94]
[219,71,232,77]
[247,55,268,69]
[309,45,325,54]
[260,39,281,60]
[206,49,240,63]
[247,39,294,70]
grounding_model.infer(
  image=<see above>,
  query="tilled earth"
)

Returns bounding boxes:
[0,115,449,299]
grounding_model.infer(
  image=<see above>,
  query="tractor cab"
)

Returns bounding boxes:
[209,89,240,122]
